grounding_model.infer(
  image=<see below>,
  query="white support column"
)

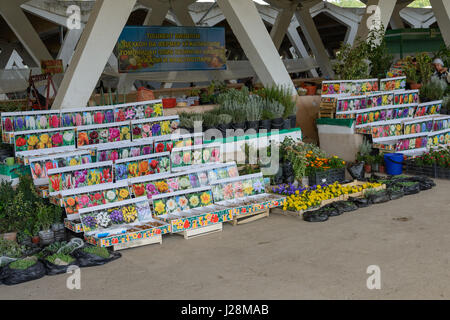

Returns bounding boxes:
[142,3,170,25]
[57,27,84,68]
[52,0,137,109]
[171,0,196,26]
[0,0,53,66]
[295,3,334,77]
[430,0,450,46]
[5,50,26,69]
[270,5,297,50]
[286,25,319,77]
[217,0,295,92]
[390,1,413,29]
[354,0,397,43]
[344,25,358,45]
[0,45,15,68]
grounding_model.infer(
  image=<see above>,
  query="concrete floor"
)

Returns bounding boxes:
[1,179,450,299]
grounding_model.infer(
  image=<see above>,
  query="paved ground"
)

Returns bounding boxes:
[1,179,450,300]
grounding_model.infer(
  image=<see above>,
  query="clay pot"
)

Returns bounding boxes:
[31,236,40,244]
[364,164,372,173]
[379,165,386,174]
[305,85,317,95]
[410,83,422,90]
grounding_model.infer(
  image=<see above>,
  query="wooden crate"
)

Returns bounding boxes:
[113,234,162,251]
[318,100,337,119]
[177,223,223,239]
[230,208,269,226]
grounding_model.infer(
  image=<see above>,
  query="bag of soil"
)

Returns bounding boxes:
[366,190,390,204]
[347,162,365,180]
[320,204,341,217]
[387,188,404,200]
[1,259,46,286]
[411,176,435,190]
[332,201,359,213]
[73,246,121,268]
[303,209,328,222]
[42,253,79,276]
[401,182,421,195]
[282,161,295,184]
[348,196,370,208]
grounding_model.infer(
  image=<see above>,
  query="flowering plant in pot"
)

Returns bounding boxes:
[36,202,55,246]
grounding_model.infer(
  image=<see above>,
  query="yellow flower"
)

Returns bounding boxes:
[119,188,129,199]
[154,201,165,214]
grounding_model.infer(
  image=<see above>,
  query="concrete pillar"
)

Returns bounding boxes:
[217,0,296,92]
[57,27,84,68]
[0,0,53,66]
[143,3,170,25]
[295,3,334,77]
[52,0,136,109]
[355,0,397,43]
[270,5,297,50]
[430,0,450,46]
[286,25,319,77]
[390,2,410,29]
[0,45,15,68]
[171,0,196,26]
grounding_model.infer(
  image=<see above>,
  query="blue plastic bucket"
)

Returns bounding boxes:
[384,153,404,175]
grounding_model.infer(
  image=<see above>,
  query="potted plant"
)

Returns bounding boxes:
[304,84,317,95]
[269,101,285,130]
[31,224,40,245]
[416,52,434,86]
[37,203,55,246]
[260,108,273,131]
[245,97,262,130]
[419,77,447,102]
[51,206,65,242]
[231,108,247,131]
[363,155,374,173]
[378,155,386,174]
[188,88,201,106]
[217,114,233,138]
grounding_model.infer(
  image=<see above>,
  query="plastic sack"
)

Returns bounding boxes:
[1,260,46,286]
[348,196,370,208]
[321,204,342,217]
[332,201,359,213]
[42,257,78,276]
[402,182,421,195]
[72,248,121,268]
[282,162,295,184]
[57,238,84,255]
[367,191,390,204]
[347,162,365,180]
[387,188,404,200]
[303,209,328,222]
[272,167,284,185]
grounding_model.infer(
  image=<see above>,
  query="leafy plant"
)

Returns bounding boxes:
[333,42,370,80]
[36,202,54,231]
[245,96,263,121]
[9,258,36,270]
[419,76,447,101]
[416,52,434,84]
[46,253,75,265]
[366,26,393,78]
[82,246,110,258]
[0,238,25,258]
[217,114,232,125]
[403,56,419,83]
[202,112,219,127]
[257,85,295,118]
[267,101,285,119]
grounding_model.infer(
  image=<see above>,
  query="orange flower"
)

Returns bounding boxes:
[66,197,75,206]
[138,161,149,175]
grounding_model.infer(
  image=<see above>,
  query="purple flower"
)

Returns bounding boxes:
[82,215,97,228]
[145,183,158,197]
[99,151,108,162]
[15,118,24,130]
[63,115,72,126]
[105,110,114,123]
[116,164,127,180]
[152,123,161,136]
[142,146,152,155]
[110,209,123,223]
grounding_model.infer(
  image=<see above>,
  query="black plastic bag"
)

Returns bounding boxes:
[282,162,295,184]
[303,210,328,222]
[347,162,365,180]
[402,182,421,195]
[332,201,359,213]
[73,248,121,268]
[367,191,390,204]
[348,196,370,208]
[42,258,79,276]
[320,204,341,217]
[1,261,46,286]
[272,167,284,185]
[387,188,404,200]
